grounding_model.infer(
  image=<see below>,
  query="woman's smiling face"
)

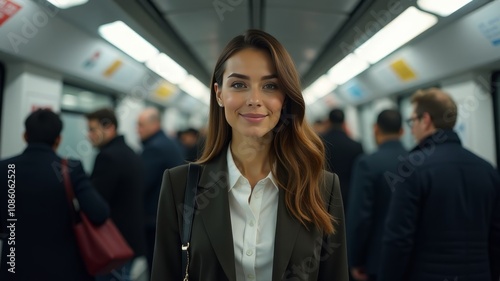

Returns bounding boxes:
[214,48,286,140]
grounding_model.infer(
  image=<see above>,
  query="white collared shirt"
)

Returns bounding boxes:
[227,147,279,281]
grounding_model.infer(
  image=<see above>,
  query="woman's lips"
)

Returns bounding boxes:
[240,113,267,123]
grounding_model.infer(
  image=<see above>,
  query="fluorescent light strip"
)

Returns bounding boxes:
[303,75,337,105]
[354,6,438,64]
[327,54,370,85]
[418,0,473,17]
[304,75,337,97]
[47,0,88,9]
[146,53,188,84]
[179,75,210,105]
[98,21,159,63]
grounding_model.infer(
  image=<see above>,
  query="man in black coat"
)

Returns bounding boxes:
[87,108,147,281]
[379,88,500,281]
[0,109,109,281]
[347,109,407,281]
[321,108,364,210]
[137,107,184,271]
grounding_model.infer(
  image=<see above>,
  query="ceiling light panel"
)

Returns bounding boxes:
[327,54,370,85]
[98,21,159,63]
[354,6,438,64]
[146,53,188,85]
[47,0,88,9]
[417,0,473,17]
[179,75,210,105]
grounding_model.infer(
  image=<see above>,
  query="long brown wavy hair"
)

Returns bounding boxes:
[197,29,335,234]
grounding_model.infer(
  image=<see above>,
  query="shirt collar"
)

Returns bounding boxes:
[226,144,279,192]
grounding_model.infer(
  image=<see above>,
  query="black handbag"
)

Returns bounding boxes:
[181,163,201,281]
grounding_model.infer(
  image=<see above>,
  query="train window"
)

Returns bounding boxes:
[61,84,114,113]
[58,84,115,173]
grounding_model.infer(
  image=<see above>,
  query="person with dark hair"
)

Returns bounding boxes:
[86,108,147,281]
[152,29,348,281]
[379,88,500,281]
[329,108,345,125]
[178,128,201,162]
[136,107,184,273]
[24,108,63,145]
[321,108,364,211]
[0,109,109,280]
[346,109,406,281]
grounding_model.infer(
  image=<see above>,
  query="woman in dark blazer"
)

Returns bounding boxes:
[152,29,348,281]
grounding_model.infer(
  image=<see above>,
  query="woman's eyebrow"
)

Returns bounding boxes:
[227,73,278,80]
[227,73,248,80]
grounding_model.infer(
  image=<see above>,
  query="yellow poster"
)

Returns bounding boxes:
[103,59,123,78]
[390,59,417,81]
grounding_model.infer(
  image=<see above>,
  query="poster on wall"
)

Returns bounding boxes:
[0,0,22,27]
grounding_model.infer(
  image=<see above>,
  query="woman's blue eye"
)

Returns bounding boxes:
[231,82,246,89]
[264,83,278,90]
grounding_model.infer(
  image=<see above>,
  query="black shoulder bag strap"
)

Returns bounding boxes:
[181,163,201,281]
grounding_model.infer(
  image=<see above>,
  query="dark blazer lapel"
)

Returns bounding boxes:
[197,150,237,281]
[272,188,301,280]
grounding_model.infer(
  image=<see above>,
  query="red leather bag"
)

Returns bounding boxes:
[61,159,134,276]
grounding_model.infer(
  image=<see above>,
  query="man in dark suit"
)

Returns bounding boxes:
[86,108,147,281]
[0,109,109,281]
[347,109,407,281]
[379,88,500,281]
[137,107,184,272]
[321,108,364,210]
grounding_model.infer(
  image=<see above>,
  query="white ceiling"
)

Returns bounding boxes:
[34,0,494,94]
[152,0,360,76]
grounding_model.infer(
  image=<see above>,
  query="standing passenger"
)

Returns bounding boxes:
[347,109,406,281]
[151,29,349,281]
[322,108,364,210]
[137,107,184,273]
[177,128,201,162]
[0,109,109,281]
[378,88,500,281]
[86,108,147,281]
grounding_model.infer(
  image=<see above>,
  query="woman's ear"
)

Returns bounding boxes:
[214,83,223,107]
[214,82,220,95]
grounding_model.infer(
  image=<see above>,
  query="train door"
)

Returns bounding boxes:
[57,84,114,173]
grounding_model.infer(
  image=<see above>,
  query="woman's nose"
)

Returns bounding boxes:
[246,88,262,107]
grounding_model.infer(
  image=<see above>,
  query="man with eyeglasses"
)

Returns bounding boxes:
[378,88,500,281]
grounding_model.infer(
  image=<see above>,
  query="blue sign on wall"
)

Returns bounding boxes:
[478,16,500,46]
[347,83,365,101]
